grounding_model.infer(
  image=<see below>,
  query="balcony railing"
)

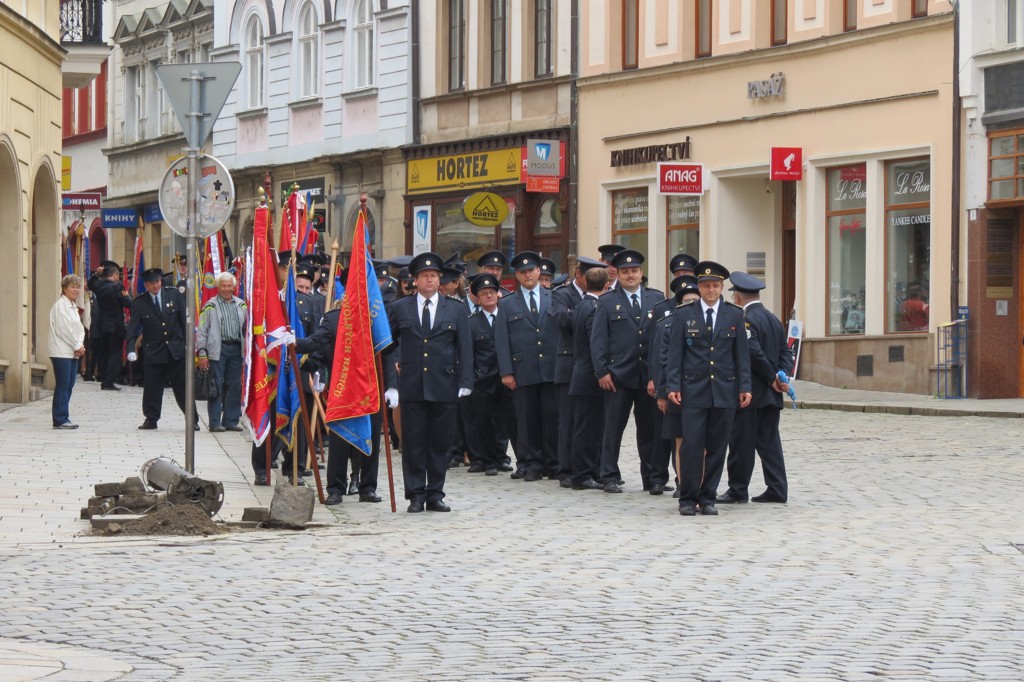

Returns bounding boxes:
[60,0,104,45]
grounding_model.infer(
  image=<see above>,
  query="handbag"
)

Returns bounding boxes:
[194,366,220,402]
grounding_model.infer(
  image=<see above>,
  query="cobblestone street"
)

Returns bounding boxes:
[1,382,1022,681]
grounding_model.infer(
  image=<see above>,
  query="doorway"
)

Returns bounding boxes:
[781,181,797,320]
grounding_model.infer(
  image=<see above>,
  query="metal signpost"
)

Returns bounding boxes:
[155,62,241,473]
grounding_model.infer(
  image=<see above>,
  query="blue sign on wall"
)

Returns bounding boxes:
[102,208,138,228]
[144,203,163,223]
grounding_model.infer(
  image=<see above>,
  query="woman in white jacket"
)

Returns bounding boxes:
[49,274,86,429]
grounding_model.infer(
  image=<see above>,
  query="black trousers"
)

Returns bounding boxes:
[401,400,456,503]
[570,394,603,484]
[99,330,124,387]
[512,382,558,475]
[278,392,312,479]
[726,405,787,501]
[327,408,381,496]
[141,355,188,423]
[679,406,736,506]
[555,383,575,479]
[496,386,517,467]
[598,386,664,487]
[451,395,481,463]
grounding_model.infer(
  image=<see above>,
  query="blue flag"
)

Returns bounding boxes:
[275,268,306,449]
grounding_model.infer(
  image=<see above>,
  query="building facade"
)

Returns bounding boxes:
[408,1,573,278]
[577,0,953,395]
[0,2,65,402]
[212,0,413,262]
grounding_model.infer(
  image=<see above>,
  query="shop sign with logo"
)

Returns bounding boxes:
[526,139,560,177]
[770,147,803,181]
[102,208,139,228]
[413,205,432,255]
[62,192,102,212]
[748,72,785,99]
[407,148,523,194]
[279,177,325,205]
[61,156,71,191]
[144,203,164,223]
[463,192,510,226]
[657,163,704,195]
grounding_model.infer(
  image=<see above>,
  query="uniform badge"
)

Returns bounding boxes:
[178,286,185,294]
[686,338,693,346]
[615,304,621,311]
[647,311,652,318]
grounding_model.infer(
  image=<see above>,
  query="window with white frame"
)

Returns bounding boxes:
[353,0,374,89]
[245,14,265,108]
[535,0,552,77]
[124,65,138,142]
[299,2,319,97]
[1009,0,1020,44]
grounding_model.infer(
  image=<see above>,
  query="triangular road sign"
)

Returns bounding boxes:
[156,62,241,149]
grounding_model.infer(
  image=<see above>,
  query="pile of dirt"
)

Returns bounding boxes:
[101,504,228,536]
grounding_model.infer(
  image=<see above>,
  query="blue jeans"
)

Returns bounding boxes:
[208,342,243,428]
[50,356,78,425]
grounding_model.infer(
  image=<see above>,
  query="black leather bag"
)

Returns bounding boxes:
[194,366,220,402]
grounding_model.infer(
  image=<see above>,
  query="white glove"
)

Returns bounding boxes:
[384,388,399,408]
[127,352,138,363]
[458,388,472,398]
[312,371,325,393]
[280,331,296,346]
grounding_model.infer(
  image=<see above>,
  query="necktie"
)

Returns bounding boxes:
[631,293,640,320]
[488,313,495,327]
[422,299,431,332]
[706,307,714,333]
[529,290,538,316]
[154,294,163,318]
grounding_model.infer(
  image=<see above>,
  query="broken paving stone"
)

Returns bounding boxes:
[122,476,146,494]
[269,483,315,528]
[242,507,271,522]
[94,482,125,497]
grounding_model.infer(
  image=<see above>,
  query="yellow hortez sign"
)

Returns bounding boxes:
[463,192,510,227]
[407,148,522,194]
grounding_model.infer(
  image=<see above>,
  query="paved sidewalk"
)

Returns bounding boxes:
[797,381,1024,418]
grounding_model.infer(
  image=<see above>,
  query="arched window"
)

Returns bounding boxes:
[353,0,374,89]
[298,2,319,97]
[245,14,265,108]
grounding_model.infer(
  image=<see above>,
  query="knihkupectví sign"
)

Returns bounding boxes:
[102,207,138,228]
[657,163,704,195]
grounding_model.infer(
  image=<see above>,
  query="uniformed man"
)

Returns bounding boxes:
[590,249,667,494]
[669,253,698,278]
[125,268,195,430]
[477,250,513,297]
[383,252,473,513]
[539,258,557,289]
[278,261,321,484]
[550,256,605,487]
[719,272,793,505]
[598,244,626,290]
[568,265,610,490]
[666,261,752,516]
[467,274,513,475]
[87,261,131,391]
[374,260,399,304]
[494,251,560,481]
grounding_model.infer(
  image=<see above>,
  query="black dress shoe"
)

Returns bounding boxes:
[101,384,120,391]
[467,463,485,473]
[448,459,463,469]
[510,469,526,479]
[426,500,451,512]
[616,479,625,486]
[717,492,748,504]
[138,420,157,430]
[679,501,697,516]
[325,492,344,505]
[701,503,719,516]
[572,479,603,490]
[498,464,514,472]
[347,481,359,496]
[194,423,200,431]
[279,475,305,486]
[663,483,674,492]
[254,475,269,486]
[672,488,681,499]
[751,491,787,503]
[559,478,573,488]
[301,469,312,477]
[603,482,623,494]
[523,471,543,482]
[649,484,665,496]
[485,468,498,476]
[407,500,425,513]
[359,492,382,503]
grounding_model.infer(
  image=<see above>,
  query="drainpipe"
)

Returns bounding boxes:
[950,3,962,321]
[411,1,421,145]
[568,0,579,259]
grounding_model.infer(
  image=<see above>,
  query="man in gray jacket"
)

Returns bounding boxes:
[197,272,248,432]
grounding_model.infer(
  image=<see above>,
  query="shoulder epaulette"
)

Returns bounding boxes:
[645,287,664,296]
[724,300,742,309]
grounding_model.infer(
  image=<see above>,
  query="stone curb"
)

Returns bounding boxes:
[797,400,1024,419]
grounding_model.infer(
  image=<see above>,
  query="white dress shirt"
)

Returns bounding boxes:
[700,299,721,331]
[417,292,439,329]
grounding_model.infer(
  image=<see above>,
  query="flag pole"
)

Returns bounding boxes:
[288,345,325,503]
[375,353,397,513]
[325,236,340,309]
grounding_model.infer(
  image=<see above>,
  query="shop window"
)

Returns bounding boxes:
[771,0,786,46]
[536,198,562,235]
[623,0,638,70]
[435,198,516,266]
[844,0,857,32]
[535,0,552,77]
[886,158,931,333]
[448,0,465,91]
[666,195,700,282]
[491,0,507,85]
[826,164,867,336]
[612,188,649,269]
[988,129,1024,201]
[696,0,712,58]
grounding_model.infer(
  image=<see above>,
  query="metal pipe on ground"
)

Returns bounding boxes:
[141,458,224,516]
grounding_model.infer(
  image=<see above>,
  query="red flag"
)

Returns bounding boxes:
[325,211,379,435]
[200,245,217,308]
[278,190,298,253]
[244,205,289,445]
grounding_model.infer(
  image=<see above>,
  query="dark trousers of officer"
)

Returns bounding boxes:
[99,330,124,387]
[280,392,312,479]
[555,383,575,479]
[598,387,664,488]
[496,387,517,467]
[726,406,787,501]
[679,406,736,506]
[451,395,481,464]
[472,391,506,471]
[251,400,276,478]
[570,395,603,485]
[142,355,187,423]
[327,408,381,497]
[512,382,558,475]
[401,400,456,503]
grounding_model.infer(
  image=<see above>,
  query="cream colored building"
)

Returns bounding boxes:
[577,0,954,394]
[0,2,64,402]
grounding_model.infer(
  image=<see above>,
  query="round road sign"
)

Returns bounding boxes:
[159,154,235,239]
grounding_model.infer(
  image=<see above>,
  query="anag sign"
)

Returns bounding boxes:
[658,163,704,195]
